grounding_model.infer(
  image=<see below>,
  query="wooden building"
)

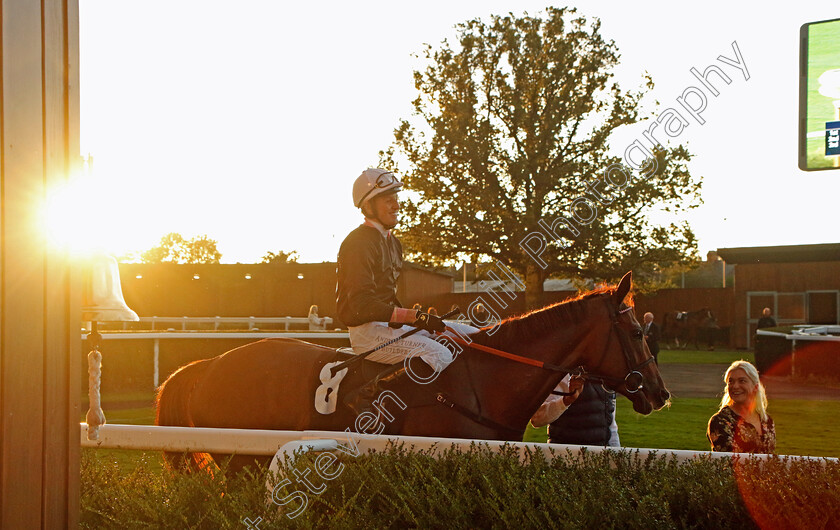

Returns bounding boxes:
[0,1,81,526]
[117,261,454,329]
[717,243,840,349]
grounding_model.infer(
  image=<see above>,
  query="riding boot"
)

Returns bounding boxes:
[343,364,407,418]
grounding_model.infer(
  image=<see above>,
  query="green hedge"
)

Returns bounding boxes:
[81,445,840,529]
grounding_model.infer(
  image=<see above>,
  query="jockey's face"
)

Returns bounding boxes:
[367,192,400,230]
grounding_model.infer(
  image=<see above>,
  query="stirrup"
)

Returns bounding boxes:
[342,365,406,417]
[342,380,378,417]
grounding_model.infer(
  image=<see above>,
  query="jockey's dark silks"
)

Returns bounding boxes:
[548,383,616,446]
[336,223,403,327]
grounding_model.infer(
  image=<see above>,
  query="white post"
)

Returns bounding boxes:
[153,338,160,388]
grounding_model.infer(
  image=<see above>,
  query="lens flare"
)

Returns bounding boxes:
[42,176,113,257]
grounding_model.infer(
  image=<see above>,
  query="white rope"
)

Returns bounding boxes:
[86,348,105,440]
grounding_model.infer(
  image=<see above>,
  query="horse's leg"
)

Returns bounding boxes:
[212,454,271,477]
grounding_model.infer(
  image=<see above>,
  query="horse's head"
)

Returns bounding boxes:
[585,272,670,415]
[699,308,720,329]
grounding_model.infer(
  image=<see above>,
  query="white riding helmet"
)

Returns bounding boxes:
[352,168,403,208]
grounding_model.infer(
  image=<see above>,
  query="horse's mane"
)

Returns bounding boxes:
[471,284,624,348]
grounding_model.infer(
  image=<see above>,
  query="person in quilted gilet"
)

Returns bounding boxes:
[531,375,620,447]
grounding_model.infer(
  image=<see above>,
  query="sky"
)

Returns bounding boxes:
[70,0,840,264]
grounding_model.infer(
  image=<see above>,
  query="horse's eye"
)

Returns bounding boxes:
[633,329,643,340]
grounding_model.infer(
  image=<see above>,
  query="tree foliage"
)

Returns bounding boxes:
[261,250,299,264]
[141,233,222,264]
[381,7,702,307]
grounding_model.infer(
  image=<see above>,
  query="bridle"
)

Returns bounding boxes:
[444,298,655,394]
[582,303,655,394]
[431,297,656,435]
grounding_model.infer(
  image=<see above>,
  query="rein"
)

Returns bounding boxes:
[443,334,573,373]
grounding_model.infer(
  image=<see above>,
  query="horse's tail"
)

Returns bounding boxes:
[155,358,217,473]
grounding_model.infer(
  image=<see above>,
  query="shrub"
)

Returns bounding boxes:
[81,445,840,529]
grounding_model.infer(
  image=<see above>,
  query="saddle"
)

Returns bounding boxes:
[314,347,376,415]
[313,348,413,411]
[675,311,689,321]
[313,347,437,430]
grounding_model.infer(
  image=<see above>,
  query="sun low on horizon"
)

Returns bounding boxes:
[42,158,358,264]
[70,2,840,267]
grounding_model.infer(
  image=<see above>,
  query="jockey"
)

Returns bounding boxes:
[337,168,478,414]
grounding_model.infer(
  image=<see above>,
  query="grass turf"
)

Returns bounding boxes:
[656,348,754,365]
[525,397,840,458]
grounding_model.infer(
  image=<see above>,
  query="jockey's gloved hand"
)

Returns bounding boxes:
[414,311,446,334]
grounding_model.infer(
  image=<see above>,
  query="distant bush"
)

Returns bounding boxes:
[81,445,840,529]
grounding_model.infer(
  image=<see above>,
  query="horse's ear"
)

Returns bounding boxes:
[614,272,632,304]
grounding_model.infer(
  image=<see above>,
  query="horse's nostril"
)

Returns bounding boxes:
[661,389,671,401]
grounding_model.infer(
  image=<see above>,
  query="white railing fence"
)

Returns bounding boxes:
[108,316,334,331]
[81,330,349,388]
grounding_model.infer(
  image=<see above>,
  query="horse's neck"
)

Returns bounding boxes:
[488,296,601,363]
[463,298,603,422]
[443,347,568,429]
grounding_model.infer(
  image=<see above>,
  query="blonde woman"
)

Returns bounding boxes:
[308,305,326,331]
[707,360,776,453]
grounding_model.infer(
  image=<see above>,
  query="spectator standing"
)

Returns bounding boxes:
[707,360,775,453]
[643,312,661,363]
[472,303,492,327]
[756,307,777,329]
[531,375,620,447]
[308,305,327,330]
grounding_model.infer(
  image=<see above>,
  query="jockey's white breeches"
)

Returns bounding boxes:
[348,320,479,374]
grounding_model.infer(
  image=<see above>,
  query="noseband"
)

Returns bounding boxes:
[581,304,655,394]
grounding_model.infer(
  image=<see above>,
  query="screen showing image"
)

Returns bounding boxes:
[800,17,840,171]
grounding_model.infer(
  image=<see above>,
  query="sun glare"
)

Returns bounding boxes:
[42,175,129,258]
[43,179,96,256]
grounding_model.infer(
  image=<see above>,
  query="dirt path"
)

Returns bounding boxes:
[658,363,840,400]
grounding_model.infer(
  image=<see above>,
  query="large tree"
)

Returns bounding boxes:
[141,232,222,264]
[381,7,701,308]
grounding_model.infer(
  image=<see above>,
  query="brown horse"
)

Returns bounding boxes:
[155,272,670,472]
[662,308,719,350]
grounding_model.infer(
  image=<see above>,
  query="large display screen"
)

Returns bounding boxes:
[800,17,840,171]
